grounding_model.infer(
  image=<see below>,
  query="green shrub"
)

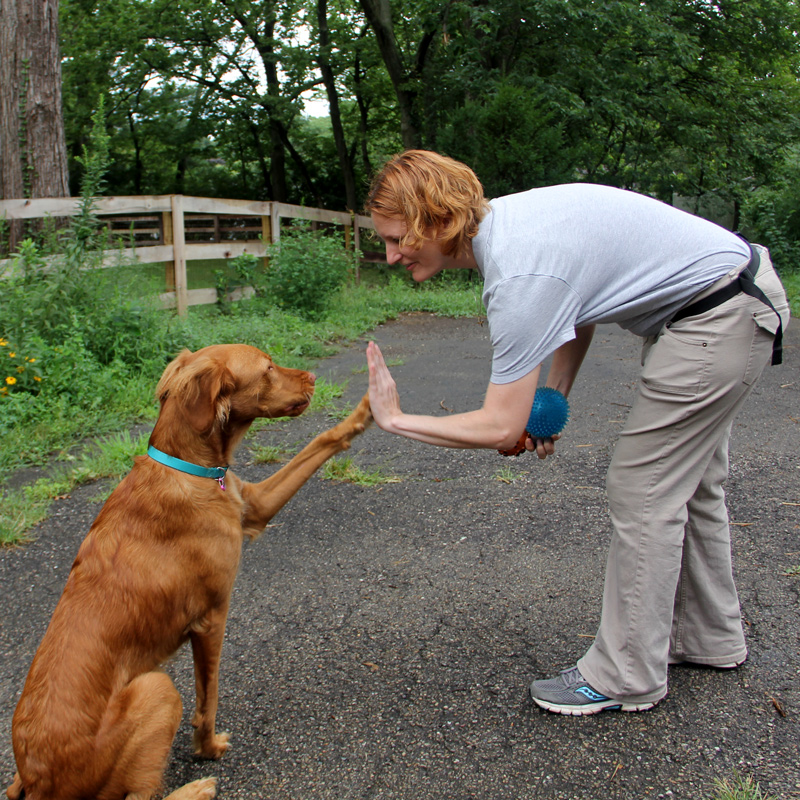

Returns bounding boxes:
[263,223,353,318]
[740,146,800,277]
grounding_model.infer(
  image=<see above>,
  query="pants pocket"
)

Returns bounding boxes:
[743,312,778,386]
[640,327,709,397]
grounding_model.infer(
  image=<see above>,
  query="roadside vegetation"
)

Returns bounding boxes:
[0,124,482,545]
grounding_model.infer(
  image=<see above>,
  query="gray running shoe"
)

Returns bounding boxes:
[529,666,657,716]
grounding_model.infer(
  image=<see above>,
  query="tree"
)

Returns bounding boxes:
[1,0,69,247]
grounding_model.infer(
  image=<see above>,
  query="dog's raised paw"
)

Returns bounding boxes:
[164,776,218,800]
[349,392,373,430]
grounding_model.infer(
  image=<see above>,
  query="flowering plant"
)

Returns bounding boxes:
[0,338,43,396]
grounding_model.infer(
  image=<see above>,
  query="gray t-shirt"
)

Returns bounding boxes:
[471,184,750,384]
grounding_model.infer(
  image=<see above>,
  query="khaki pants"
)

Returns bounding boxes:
[578,246,790,704]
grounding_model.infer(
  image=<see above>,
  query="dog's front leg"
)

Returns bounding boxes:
[189,613,231,760]
[240,393,372,537]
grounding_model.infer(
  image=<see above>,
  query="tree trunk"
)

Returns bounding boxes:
[317,0,358,211]
[358,0,421,150]
[1,0,69,250]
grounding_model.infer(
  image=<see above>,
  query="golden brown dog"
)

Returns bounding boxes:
[8,344,371,800]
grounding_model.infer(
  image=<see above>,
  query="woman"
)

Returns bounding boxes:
[365,150,789,715]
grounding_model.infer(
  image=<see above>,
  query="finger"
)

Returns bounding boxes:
[535,437,556,459]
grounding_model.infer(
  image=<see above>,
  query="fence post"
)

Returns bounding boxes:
[260,202,272,271]
[353,214,363,285]
[270,203,281,245]
[162,209,175,292]
[171,194,188,316]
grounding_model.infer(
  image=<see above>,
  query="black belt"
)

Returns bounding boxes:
[671,244,783,365]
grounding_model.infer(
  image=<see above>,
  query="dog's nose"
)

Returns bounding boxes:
[308,372,316,384]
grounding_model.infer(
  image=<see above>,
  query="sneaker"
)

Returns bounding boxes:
[529,666,658,716]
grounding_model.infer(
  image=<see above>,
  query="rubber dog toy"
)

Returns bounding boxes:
[498,387,570,457]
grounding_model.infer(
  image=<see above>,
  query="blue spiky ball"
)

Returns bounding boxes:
[526,387,570,439]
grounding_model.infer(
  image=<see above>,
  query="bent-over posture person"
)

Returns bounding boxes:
[364,149,789,715]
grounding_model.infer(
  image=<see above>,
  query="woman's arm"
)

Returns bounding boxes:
[544,324,596,396]
[366,340,540,450]
[519,324,595,458]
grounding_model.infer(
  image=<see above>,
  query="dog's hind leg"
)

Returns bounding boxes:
[6,773,23,799]
[240,393,372,537]
[161,777,217,800]
[97,671,183,800]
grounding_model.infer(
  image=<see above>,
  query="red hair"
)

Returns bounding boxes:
[365,150,489,257]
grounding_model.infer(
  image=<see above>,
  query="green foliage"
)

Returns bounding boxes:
[740,146,800,278]
[263,224,353,318]
[438,83,573,196]
[0,335,43,397]
[710,774,776,800]
[0,99,174,463]
[0,431,148,545]
[248,444,285,465]
[322,456,400,486]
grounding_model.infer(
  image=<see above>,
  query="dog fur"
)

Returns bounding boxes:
[7,344,371,800]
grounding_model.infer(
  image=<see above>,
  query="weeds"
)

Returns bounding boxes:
[322,457,400,486]
[494,466,527,483]
[711,774,776,800]
[248,444,286,465]
[0,430,148,545]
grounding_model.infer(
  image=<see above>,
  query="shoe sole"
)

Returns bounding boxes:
[531,696,658,716]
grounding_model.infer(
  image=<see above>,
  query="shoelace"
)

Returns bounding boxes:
[559,666,585,687]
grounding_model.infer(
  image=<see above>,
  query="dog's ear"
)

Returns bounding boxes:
[155,350,193,406]
[157,350,236,432]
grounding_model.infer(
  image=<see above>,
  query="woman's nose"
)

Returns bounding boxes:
[386,242,403,264]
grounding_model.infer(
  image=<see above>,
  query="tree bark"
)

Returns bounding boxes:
[358,0,421,150]
[317,0,358,211]
[1,0,69,249]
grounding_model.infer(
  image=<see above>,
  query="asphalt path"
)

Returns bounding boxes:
[1,313,798,799]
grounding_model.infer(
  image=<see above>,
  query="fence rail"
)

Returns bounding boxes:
[0,195,380,315]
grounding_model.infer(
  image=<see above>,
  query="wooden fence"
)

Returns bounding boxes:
[0,195,380,315]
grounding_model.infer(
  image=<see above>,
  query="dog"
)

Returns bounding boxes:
[7,344,371,800]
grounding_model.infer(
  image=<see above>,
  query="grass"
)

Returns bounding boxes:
[711,774,777,800]
[0,267,481,544]
[248,444,286,465]
[0,431,149,545]
[322,456,400,486]
[0,270,481,473]
[781,269,800,317]
[494,466,527,483]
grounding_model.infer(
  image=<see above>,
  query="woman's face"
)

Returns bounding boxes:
[371,212,448,283]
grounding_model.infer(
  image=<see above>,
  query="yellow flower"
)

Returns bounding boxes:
[6,376,17,385]
[0,338,7,346]
[9,352,16,358]
[27,357,36,363]
[34,375,42,382]
[16,365,24,373]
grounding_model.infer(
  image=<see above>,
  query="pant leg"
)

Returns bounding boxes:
[578,254,788,702]
[669,426,747,666]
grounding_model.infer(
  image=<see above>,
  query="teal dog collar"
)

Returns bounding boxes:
[147,445,228,490]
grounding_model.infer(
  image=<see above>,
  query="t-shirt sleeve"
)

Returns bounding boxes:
[486,274,582,384]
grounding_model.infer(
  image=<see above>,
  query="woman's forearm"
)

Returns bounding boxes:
[367,340,541,450]
[545,324,596,396]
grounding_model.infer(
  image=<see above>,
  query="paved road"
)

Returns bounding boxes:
[1,314,798,799]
